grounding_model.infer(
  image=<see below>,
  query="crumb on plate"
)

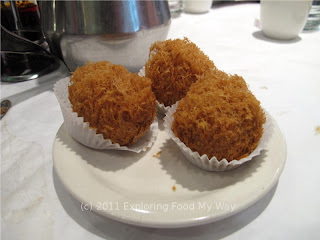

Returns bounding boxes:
[153,151,162,158]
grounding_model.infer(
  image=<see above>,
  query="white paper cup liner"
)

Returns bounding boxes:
[138,67,172,115]
[54,77,158,153]
[163,102,273,171]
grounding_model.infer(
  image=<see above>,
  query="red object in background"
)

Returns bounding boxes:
[1,1,42,41]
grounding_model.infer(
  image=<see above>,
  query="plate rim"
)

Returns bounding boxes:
[53,116,287,228]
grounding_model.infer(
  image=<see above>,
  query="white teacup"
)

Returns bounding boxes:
[183,0,213,14]
[260,0,312,40]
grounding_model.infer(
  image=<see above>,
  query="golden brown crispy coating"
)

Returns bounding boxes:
[172,71,266,161]
[145,38,216,106]
[69,61,156,146]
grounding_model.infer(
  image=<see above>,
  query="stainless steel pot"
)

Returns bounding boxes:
[38,0,171,72]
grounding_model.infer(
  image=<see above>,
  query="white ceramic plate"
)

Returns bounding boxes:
[53,115,286,228]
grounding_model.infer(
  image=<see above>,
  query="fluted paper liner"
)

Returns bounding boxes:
[138,67,171,115]
[54,77,158,153]
[163,102,273,171]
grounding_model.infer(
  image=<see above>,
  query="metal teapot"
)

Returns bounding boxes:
[38,0,171,72]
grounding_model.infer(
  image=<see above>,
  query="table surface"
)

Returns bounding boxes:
[1,3,320,240]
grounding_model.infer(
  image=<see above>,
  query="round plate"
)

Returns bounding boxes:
[53,115,286,228]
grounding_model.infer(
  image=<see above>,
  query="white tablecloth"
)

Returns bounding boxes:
[1,3,320,240]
